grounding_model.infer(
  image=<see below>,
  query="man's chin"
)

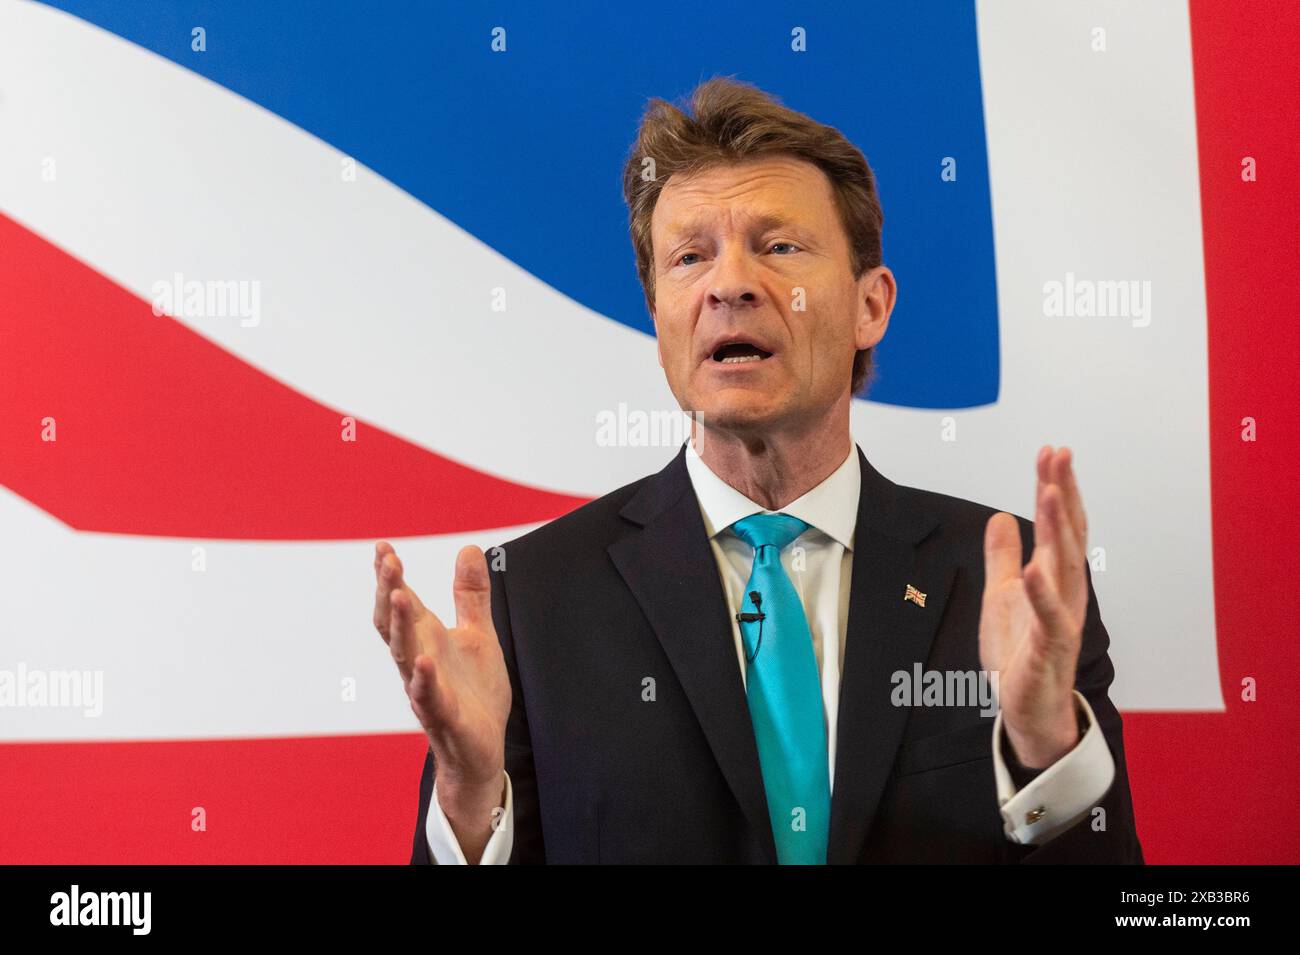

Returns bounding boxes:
[688,394,786,435]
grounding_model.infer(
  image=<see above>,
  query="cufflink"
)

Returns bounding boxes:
[1025,805,1048,825]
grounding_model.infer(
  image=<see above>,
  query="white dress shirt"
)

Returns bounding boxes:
[426,441,1115,863]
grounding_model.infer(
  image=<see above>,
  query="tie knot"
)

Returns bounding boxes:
[730,512,810,553]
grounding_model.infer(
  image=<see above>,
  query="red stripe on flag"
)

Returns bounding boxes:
[0,735,428,863]
[0,213,590,539]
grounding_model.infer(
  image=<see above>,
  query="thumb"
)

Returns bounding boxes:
[983,512,1023,589]
[452,545,494,632]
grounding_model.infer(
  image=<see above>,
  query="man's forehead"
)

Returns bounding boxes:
[653,157,833,235]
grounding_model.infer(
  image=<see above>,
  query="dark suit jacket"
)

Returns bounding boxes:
[411,443,1143,863]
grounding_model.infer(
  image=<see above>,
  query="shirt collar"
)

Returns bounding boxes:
[684,439,860,551]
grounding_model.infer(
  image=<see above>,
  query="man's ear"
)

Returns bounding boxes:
[855,265,897,351]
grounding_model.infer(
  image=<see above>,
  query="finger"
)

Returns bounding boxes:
[408,652,446,733]
[1023,560,1076,657]
[389,587,429,684]
[377,548,436,636]
[452,545,493,633]
[1035,446,1055,523]
[1036,445,1054,496]
[983,512,1023,588]
[1032,446,1054,562]
[1044,485,1084,593]
[373,547,404,643]
[1033,458,1063,587]
[1052,447,1088,547]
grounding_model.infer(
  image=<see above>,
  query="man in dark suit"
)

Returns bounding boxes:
[372,77,1142,864]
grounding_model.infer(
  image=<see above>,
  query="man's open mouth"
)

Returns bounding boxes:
[711,342,773,364]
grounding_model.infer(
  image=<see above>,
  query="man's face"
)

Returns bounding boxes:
[649,155,893,437]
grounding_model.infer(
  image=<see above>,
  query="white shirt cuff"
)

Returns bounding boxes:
[992,690,1115,845]
[424,770,515,864]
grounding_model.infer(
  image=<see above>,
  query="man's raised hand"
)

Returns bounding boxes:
[373,542,510,858]
[979,446,1090,769]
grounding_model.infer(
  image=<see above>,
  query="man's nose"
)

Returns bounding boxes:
[706,244,764,310]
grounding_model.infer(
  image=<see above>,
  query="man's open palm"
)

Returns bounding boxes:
[373,542,510,793]
[979,446,1090,767]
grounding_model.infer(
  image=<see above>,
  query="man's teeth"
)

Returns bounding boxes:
[720,354,764,364]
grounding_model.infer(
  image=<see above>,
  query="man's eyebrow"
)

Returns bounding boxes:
[665,210,804,240]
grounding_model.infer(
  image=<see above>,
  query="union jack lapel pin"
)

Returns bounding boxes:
[904,584,927,608]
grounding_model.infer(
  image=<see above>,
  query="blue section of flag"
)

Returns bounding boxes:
[44,0,999,407]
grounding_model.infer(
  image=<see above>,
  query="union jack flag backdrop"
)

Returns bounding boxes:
[1,0,1296,863]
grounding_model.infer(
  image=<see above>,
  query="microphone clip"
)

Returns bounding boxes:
[735,590,766,662]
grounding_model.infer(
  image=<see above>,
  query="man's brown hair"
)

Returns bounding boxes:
[621,76,885,396]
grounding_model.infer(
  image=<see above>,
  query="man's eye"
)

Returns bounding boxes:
[677,252,701,266]
[769,242,800,255]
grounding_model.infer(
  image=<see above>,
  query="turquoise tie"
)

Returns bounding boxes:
[730,513,831,865]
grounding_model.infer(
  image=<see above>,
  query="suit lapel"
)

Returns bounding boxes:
[826,448,958,864]
[607,444,778,864]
